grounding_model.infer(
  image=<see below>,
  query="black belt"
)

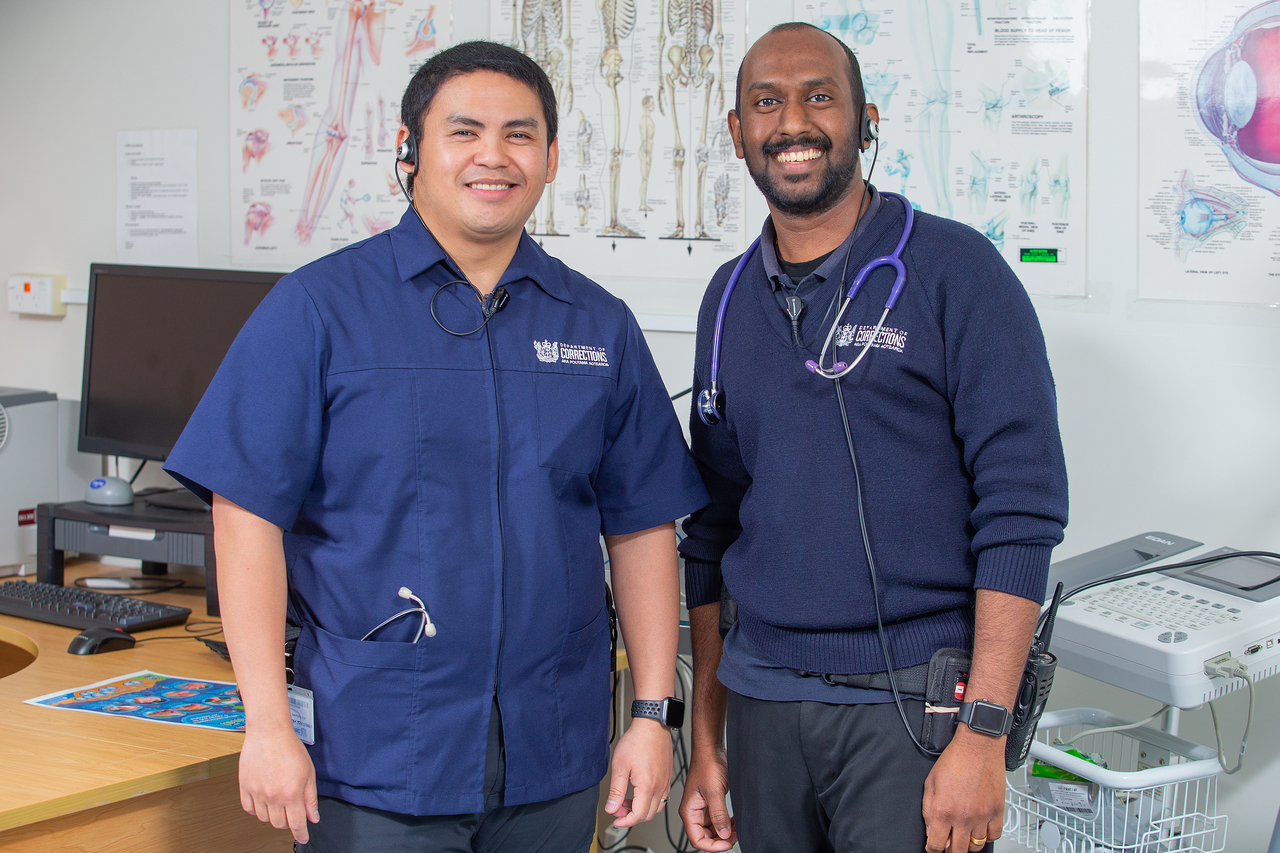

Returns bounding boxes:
[792,661,931,695]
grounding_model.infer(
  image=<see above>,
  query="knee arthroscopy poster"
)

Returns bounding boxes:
[1138,0,1280,305]
[794,0,1090,298]
[230,0,452,268]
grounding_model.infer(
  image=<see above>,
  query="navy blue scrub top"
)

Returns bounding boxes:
[165,207,708,817]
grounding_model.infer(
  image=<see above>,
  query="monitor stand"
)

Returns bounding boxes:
[143,488,211,513]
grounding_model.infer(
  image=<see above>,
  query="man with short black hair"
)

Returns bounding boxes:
[167,40,706,853]
[677,23,1069,853]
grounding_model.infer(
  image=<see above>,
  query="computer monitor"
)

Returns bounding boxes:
[78,263,284,462]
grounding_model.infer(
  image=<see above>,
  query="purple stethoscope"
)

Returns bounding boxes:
[697,192,916,426]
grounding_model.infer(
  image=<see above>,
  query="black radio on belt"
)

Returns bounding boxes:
[923,582,1062,770]
[1004,583,1062,769]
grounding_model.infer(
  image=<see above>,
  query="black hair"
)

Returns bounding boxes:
[401,40,559,148]
[734,22,867,119]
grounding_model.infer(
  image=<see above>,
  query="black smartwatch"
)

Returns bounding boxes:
[631,697,685,729]
[957,699,1013,737]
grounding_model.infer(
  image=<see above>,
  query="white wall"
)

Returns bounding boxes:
[2,1,1278,849]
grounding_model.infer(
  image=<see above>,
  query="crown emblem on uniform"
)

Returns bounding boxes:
[534,339,559,363]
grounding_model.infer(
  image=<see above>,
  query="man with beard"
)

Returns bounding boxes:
[676,23,1069,853]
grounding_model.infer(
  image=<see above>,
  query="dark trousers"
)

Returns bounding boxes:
[299,699,598,853]
[727,692,993,853]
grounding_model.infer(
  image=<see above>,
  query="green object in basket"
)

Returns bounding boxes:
[1030,746,1106,783]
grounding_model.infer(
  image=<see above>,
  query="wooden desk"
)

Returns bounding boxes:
[0,561,635,853]
[0,561,290,853]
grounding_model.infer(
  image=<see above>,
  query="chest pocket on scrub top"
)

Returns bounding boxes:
[534,372,610,474]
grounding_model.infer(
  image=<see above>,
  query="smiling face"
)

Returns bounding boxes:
[730,27,869,219]
[405,69,559,252]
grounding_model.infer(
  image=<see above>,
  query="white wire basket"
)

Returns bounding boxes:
[1005,708,1226,853]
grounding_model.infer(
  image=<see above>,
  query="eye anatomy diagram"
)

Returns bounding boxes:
[1193,1,1280,196]
[492,0,747,277]
[1139,0,1280,304]
[230,1,452,267]
[1172,171,1249,260]
[796,0,1089,297]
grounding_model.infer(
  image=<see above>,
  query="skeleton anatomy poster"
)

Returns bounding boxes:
[492,0,750,279]
[1139,0,1280,305]
[230,0,451,267]
[795,0,1089,297]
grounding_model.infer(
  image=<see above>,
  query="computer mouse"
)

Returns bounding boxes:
[85,476,134,506]
[67,627,138,655]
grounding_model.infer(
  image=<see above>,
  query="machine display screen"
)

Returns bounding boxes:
[1186,556,1280,591]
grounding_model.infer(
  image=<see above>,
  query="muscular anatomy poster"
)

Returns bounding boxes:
[491,0,750,279]
[795,0,1089,297]
[230,0,451,267]
[1139,0,1280,305]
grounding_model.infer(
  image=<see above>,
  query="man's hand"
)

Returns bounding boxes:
[239,723,321,844]
[604,718,674,827]
[679,746,736,851]
[922,728,1006,853]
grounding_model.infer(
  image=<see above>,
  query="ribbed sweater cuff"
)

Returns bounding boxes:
[975,543,1053,604]
[682,558,722,609]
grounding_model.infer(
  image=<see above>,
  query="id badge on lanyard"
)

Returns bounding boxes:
[288,684,316,745]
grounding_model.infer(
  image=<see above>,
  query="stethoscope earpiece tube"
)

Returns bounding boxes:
[697,236,763,427]
[703,193,916,417]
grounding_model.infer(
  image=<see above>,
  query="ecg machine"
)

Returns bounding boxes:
[1051,535,1280,708]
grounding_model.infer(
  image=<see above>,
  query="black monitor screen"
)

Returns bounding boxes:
[79,263,284,461]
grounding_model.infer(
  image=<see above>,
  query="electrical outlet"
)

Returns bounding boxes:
[8,275,67,316]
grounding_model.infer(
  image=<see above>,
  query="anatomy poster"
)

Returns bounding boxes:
[795,0,1089,297]
[230,0,451,267]
[492,0,750,279]
[1138,0,1280,305]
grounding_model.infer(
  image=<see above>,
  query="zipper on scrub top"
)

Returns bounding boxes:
[484,305,509,700]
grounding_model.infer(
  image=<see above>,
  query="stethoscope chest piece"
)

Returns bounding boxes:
[697,387,725,425]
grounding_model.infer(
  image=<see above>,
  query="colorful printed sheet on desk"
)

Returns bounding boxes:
[24,671,245,732]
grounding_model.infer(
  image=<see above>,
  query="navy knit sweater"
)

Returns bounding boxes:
[679,198,1069,676]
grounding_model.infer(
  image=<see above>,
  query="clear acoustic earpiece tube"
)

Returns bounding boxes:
[361,586,437,642]
[398,586,437,639]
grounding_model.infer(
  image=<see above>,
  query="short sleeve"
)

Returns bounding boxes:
[164,276,328,530]
[594,308,708,535]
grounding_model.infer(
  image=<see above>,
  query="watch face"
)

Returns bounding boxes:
[969,701,1008,734]
[663,697,685,729]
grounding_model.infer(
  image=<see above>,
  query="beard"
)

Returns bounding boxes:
[747,133,861,217]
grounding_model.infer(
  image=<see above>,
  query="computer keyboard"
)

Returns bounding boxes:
[0,581,191,631]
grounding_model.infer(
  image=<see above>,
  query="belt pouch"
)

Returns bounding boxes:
[921,647,972,753]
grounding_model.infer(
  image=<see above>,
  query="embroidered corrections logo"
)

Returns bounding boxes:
[834,324,908,353]
[534,339,610,367]
[534,339,559,363]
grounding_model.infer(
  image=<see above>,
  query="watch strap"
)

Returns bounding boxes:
[630,697,684,728]
[631,699,665,721]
